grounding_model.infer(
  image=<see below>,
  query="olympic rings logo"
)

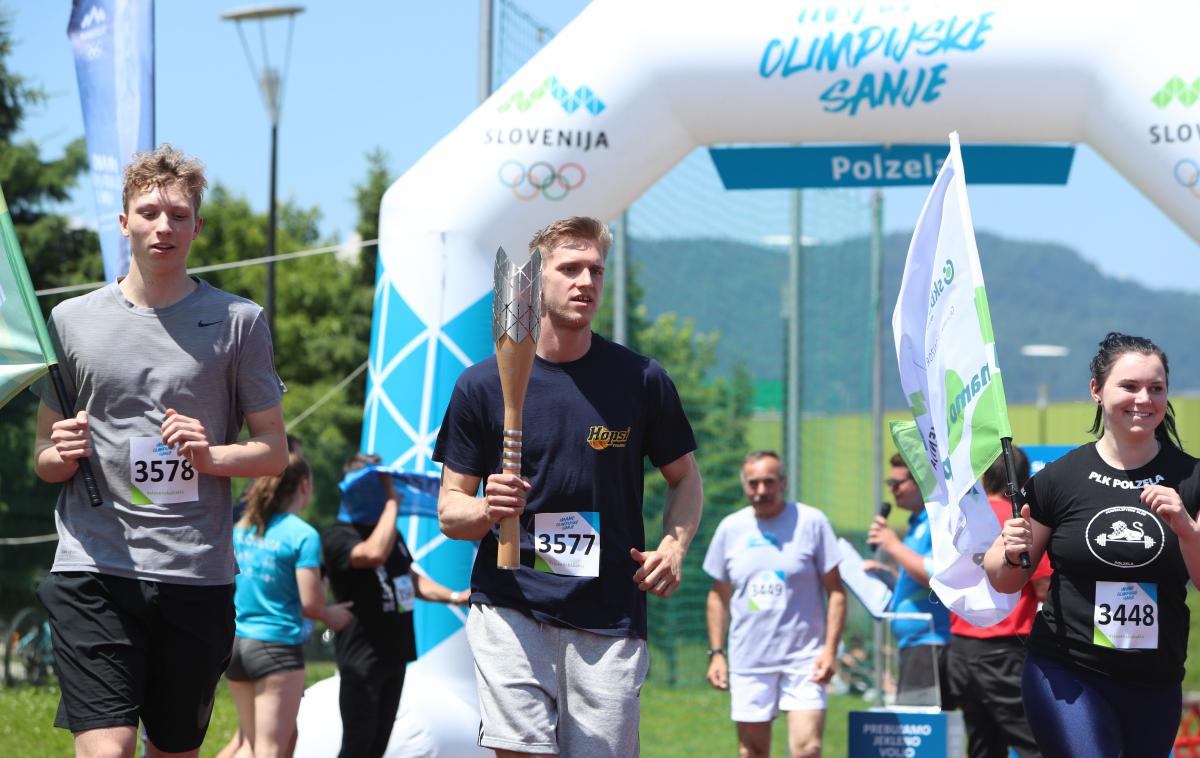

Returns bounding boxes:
[1175,159,1200,199]
[498,160,586,202]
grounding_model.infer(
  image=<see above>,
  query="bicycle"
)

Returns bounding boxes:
[4,605,54,686]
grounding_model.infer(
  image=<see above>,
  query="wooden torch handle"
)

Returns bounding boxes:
[495,334,537,570]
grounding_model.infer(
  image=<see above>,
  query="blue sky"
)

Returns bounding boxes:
[10,1,1200,292]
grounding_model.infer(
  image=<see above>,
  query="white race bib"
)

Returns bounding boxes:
[129,436,198,505]
[1093,581,1158,650]
[533,511,600,577]
[747,570,786,612]
[393,574,415,613]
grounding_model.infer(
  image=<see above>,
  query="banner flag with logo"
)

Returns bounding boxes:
[0,184,59,409]
[68,0,155,281]
[891,132,1019,627]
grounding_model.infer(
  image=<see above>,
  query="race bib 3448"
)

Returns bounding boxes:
[1093,581,1158,650]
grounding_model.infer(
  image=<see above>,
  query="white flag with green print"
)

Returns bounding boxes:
[892,132,1019,627]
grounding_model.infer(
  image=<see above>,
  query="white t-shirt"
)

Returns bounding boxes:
[702,501,840,674]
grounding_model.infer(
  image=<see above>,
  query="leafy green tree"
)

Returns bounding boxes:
[593,250,753,678]
[0,13,100,614]
[185,184,375,525]
[352,147,391,285]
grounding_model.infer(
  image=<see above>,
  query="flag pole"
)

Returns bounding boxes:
[999,437,1030,568]
[47,365,104,507]
[0,181,104,508]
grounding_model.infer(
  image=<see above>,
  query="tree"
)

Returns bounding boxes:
[593,252,754,681]
[184,185,375,525]
[0,13,100,615]
[352,147,391,285]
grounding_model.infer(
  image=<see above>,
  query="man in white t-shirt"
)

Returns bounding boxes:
[703,450,846,758]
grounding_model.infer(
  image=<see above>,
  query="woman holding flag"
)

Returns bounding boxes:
[987,332,1200,757]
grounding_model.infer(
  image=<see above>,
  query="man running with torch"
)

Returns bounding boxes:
[436,216,704,757]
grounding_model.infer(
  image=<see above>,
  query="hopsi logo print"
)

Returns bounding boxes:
[499,161,585,201]
[586,426,630,450]
[497,76,606,116]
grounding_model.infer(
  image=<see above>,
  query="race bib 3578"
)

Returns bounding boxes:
[129,436,198,505]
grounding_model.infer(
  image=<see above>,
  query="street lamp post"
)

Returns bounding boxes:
[1020,344,1069,445]
[221,4,304,337]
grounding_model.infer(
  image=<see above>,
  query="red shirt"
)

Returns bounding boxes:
[950,496,1053,638]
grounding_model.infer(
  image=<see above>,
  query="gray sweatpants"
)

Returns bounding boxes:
[466,603,648,756]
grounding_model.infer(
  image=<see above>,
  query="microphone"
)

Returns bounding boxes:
[873,501,891,560]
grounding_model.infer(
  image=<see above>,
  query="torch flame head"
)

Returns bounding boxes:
[493,246,542,343]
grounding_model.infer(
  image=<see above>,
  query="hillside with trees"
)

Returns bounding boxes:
[630,231,1200,410]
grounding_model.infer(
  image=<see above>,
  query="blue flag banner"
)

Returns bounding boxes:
[336,465,441,524]
[68,0,154,281]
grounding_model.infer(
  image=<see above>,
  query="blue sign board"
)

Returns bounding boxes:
[710,144,1075,189]
[848,710,964,758]
[1024,444,1073,477]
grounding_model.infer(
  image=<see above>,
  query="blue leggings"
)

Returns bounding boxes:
[1022,652,1181,758]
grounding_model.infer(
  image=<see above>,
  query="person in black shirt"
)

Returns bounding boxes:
[986,333,1200,758]
[435,216,704,757]
[323,455,468,758]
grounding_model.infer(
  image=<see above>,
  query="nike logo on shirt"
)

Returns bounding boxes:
[197,320,224,328]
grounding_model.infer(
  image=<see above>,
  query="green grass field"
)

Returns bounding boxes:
[0,663,859,757]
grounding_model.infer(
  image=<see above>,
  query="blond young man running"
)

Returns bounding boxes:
[34,144,288,758]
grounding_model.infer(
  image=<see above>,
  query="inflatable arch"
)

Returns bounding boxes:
[300,2,1200,754]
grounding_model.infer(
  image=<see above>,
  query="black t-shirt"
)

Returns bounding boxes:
[1026,442,1200,686]
[432,333,696,638]
[321,522,417,671]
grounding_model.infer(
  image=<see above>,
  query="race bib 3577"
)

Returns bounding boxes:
[533,511,600,577]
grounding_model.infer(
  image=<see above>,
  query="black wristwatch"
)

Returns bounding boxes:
[707,647,725,658]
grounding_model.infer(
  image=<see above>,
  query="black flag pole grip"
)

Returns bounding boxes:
[48,364,104,507]
[1000,437,1030,569]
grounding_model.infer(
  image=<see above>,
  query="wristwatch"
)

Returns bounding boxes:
[450,591,461,603]
[707,647,724,658]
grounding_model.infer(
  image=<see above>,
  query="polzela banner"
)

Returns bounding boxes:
[68,0,155,281]
[0,184,58,410]
[891,132,1018,627]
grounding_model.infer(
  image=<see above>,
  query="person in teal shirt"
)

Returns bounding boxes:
[220,449,353,758]
[867,453,952,707]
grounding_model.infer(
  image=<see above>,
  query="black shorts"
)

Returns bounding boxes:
[225,636,305,681]
[37,571,235,753]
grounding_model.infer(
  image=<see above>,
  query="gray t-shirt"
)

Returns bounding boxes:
[35,279,283,585]
[702,501,840,674]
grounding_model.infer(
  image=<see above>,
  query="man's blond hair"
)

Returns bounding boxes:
[528,216,613,260]
[122,144,208,213]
